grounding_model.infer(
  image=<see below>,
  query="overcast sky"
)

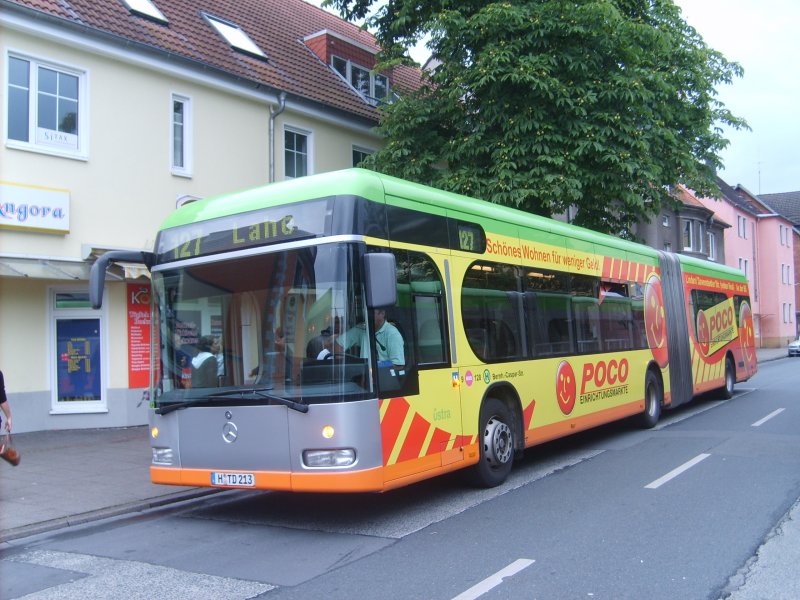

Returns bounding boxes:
[674,0,800,194]
[311,0,799,194]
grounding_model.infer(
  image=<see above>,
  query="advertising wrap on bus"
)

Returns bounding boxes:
[90,169,756,493]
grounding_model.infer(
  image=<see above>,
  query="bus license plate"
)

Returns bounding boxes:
[211,472,255,487]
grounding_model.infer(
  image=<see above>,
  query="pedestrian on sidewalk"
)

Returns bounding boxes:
[0,369,12,432]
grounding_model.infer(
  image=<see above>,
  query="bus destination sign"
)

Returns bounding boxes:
[156,200,327,264]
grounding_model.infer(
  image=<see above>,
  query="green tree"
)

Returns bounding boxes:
[328,0,746,236]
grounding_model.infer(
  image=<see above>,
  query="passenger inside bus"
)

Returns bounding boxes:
[191,335,219,388]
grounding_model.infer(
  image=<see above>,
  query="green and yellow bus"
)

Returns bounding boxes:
[91,169,757,492]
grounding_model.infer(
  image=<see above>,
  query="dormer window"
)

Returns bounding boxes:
[121,0,167,23]
[332,55,390,106]
[204,14,266,59]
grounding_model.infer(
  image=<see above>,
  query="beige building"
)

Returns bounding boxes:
[1,0,420,432]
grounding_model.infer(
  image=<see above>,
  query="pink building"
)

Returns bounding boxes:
[698,179,795,347]
[761,190,800,337]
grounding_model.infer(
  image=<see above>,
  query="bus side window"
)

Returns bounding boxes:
[573,297,601,354]
[376,247,449,370]
[629,282,648,349]
[524,268,572,357]
[599,283,634,352]
[414,295,447,364]
[462,261,524,362]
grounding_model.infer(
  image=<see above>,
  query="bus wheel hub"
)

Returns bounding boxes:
[484,417,512,466]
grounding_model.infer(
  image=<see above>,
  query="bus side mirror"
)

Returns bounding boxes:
[90,250,155,308]
[364,253,397,308]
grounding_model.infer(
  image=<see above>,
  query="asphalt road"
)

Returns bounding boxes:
[2,357,798,600]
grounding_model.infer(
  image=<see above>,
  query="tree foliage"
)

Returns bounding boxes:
[327,0,746,236]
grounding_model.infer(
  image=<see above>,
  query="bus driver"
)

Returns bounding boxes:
[327,309,405,368]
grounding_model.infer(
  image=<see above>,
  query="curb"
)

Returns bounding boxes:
[0,488,222,543]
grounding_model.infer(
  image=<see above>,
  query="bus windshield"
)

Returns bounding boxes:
[152,242,374,409]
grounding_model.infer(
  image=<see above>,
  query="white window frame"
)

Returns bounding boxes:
[737,215,747,239]
[662,215,670,227]
[682,219,694,251]
[48,287,108,415]
[352,145,374,167]
[739,258,749,279]
[203,14,265,58]
[5,51,89,160]
[121,0,167,22]
[284,125,313,179]
[331,54,391,106]
[707,231,716,261]
[170,93,193,177]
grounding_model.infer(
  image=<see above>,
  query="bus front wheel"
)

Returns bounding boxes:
[638,370,662,429]
[467,397,514,488]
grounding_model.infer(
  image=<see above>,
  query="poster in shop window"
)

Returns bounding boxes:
[56,318,101,402]
[127,283,152,388]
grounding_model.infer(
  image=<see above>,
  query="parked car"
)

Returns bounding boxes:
[789,338,800,357]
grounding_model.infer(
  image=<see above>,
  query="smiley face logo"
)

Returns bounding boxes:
[644,274,669,368]
[696,309,710,355]
[556,360,576,415]
[739,301,755,365]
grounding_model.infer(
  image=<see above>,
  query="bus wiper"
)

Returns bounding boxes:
[207,387,309,413]
[155,400,200,415]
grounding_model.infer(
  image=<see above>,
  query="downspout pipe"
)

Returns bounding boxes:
[269,91,287,183]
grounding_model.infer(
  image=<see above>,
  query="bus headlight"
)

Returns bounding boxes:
[152,447,175,465]
[303,448,356,468]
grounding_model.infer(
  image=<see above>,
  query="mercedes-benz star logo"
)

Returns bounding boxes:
[222,421,238,444]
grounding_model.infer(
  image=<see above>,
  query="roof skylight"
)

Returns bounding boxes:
[204,14,266,58]
[121,0,167,23]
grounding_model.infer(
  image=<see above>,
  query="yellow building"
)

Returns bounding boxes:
[0,0,420,431]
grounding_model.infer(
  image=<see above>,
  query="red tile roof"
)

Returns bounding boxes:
[6,0,422,123]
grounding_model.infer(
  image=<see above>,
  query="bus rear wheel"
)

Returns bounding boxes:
[466,397,515,488]
[718,356,735,399]
[638,370,662,429]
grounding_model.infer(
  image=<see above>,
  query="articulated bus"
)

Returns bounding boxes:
[91,169,757,492]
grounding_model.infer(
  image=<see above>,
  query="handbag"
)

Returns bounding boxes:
[0,433,20,466]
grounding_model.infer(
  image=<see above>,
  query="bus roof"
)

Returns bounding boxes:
[159,168,745,282]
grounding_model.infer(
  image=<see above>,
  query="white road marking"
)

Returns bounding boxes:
[645,453,711,489]
[6,549,273,600]
[751,408,785,427]
[451,558,535,600]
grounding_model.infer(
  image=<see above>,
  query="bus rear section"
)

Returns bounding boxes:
[658,252,757,408]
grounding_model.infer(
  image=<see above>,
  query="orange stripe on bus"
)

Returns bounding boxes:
[522,398,536,430]
[382,446,477,490]
[455,434,475,448]
[380,398,411,465]
[397,412,431,462]
[602,256,613,279]
[525,401,643,448]
[426,427,453,456]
